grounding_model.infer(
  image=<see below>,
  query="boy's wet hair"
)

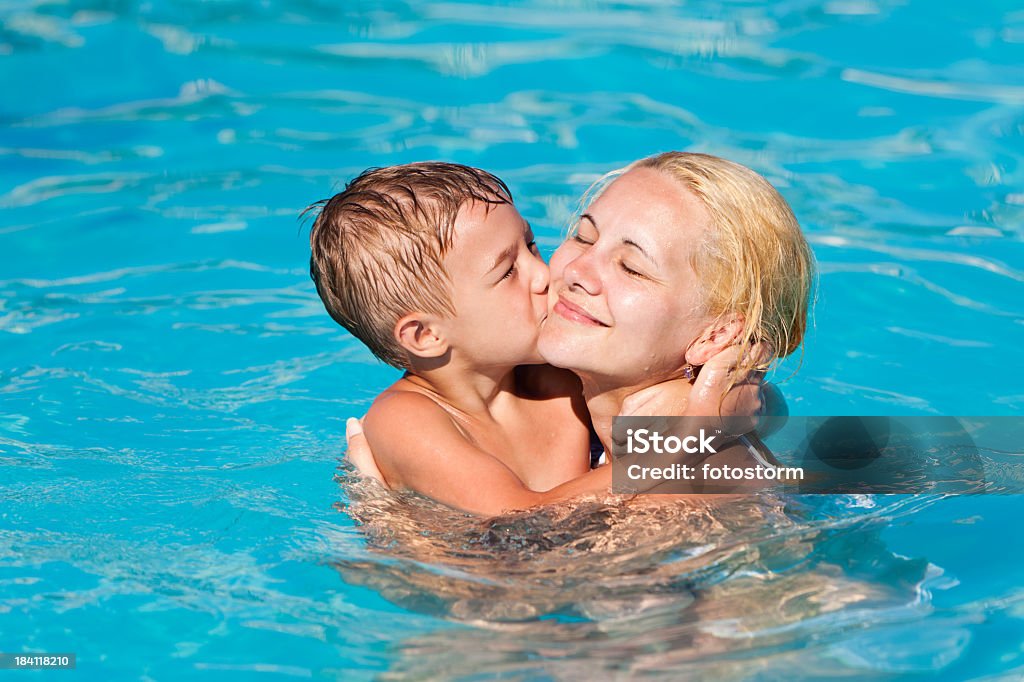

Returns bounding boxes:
[307,162,513,369]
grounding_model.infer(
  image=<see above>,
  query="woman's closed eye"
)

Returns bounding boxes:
[571,233,594,246]
[620,260,646,278]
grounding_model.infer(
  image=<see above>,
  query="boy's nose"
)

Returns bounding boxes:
[531,258,550,294]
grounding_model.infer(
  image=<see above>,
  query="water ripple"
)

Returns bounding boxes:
[843,68,1024,105]
[2,0,1023,676]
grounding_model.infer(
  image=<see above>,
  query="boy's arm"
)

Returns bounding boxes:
[361,392,610,516]
[621,343,767,425]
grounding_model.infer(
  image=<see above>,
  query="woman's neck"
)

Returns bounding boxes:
[577,376,634,453]
[579,373,695,453]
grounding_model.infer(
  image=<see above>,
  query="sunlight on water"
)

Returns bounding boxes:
[1,0,1023,678]
[338,480,1017,678]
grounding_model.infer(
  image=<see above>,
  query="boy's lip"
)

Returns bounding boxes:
[553,295,609,327]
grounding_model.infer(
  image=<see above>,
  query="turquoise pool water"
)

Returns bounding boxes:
[2,1,1023,679]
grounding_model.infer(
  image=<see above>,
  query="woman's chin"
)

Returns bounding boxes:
[535,340,564,369]
[537,332,587,371]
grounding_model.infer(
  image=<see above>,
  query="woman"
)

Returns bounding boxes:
[539,151,813,458]
[349,151,814,502]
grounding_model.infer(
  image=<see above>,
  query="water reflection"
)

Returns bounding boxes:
[336,476,937,677]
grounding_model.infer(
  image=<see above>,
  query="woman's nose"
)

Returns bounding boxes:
[563,249,601,295]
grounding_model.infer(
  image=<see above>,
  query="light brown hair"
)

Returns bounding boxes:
[307,162,512,368]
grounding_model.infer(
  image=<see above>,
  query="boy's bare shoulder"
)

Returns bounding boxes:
[362,379,471,488]
[366,378,452,427]
[517,364,584,399]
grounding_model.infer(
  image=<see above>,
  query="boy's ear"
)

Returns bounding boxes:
[685,315,745,366]
[394,313,449,359]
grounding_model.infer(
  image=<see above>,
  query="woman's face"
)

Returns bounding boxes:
[538,167,713,388]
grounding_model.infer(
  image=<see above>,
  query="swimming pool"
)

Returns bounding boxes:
[2,0,1022,678]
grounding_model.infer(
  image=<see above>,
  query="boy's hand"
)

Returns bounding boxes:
[687,343,767,421]
[614,345,774,494]
[346,417,386,484]
[619,344,767,457]
[621,344,767,419]
[620,378,691,417]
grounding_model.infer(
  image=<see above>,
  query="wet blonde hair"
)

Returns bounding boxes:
[582,152,815,380]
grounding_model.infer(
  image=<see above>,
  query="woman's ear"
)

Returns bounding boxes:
[394,313,449,359]
[685,315,744,366]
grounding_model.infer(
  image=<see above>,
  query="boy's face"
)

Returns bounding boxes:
[443,200,549,368]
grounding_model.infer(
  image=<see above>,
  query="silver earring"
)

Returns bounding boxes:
[682,364,696,381]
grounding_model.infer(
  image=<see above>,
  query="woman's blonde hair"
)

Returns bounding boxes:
[583,152,815,381]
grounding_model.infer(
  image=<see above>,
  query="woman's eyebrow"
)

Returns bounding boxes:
[622,238,656,265]
[583,213,656,265]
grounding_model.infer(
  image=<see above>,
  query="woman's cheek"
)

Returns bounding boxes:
[608,278,645,317]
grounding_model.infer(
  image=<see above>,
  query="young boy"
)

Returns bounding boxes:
[309,162,610,515]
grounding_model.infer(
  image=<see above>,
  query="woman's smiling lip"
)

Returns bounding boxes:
[553,295,609,327]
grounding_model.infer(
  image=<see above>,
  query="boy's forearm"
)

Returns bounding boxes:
[366,429,612,516]
[535,463,613,503]
[433,458,614,516]
[405,465,612,517]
